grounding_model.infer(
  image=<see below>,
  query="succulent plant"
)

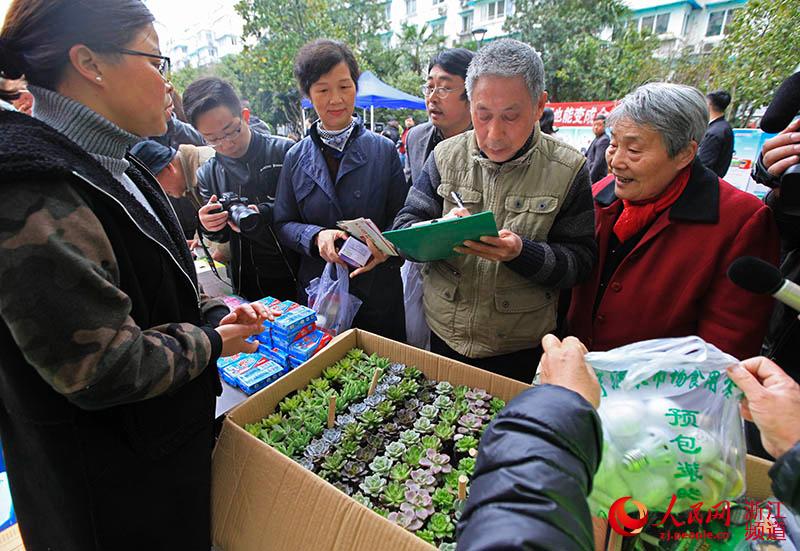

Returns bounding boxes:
[416,529,436,545]
[432,488,456,511]
[331,481,354,496]
[439,542,457,551]
[455,435,479,453]
[420,435,442,451]
[385,441,407,460]
[394,409,416,427]
[453,386,469,400]
[489,397,506,415]
[388,504,423,531]
[278,394,302,414]
[365,433,384,449]
[364,393,385,408]
[335,413,356,428]
[321,451,346,472]
[419,449,452,474]
[286,430,312,452]
[458,457,476,475]
[297,457,315,471]
[308,377,331,393]
[402,445,424,468]
[342,422,366,443]
[413,417,434,434]
[433,423,455,441]
[399,379,420,396]
[389,362,406,375]
[386,386,406,403]
[303,439,331,461]
[384,374,402,386]
[338,439,359,458]
[443,470,464,491]
[389,462,412,482]
[457,413,483,434]
[427,513,455,540]
[359,474,387,497]
[321,427,342,445]
[360,409,382,429]
[340,460,366,483]
[351,491,374,508]
[433,395,453,409]
[419,404,439,420]
[399,429,421,447]
[416,389,434,404]
[348,402,369,417]
[379,422,401,438]
[322,364,344,382]
[404,366,423,380]
[439,408,459,425]
[369,455,394,476]
[354,445,378,464]
[375,400,396,419]
[382,481,406,507]
[403,487,435,519]
[404,398,421,411]
[409,469,436,489]
[435,381,454,395]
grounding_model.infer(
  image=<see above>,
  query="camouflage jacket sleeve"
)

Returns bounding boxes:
[0,178,221,411]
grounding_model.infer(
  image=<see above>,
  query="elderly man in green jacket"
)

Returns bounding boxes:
[393,39,597,383]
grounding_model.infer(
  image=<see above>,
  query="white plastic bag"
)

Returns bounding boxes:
[306,263,363,335]
[401,261,430,350]
[586,337,746,516]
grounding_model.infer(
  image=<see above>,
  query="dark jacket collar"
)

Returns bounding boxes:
[595,158,720,223]
[0,110,197,287]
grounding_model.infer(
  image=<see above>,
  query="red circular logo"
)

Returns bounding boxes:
[608,497,649,537]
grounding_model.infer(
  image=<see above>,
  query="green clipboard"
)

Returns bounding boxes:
[383,211,499,262]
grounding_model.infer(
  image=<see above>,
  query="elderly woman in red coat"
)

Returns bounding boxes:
[568,82,779,360]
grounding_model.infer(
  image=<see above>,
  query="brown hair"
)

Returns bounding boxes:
[293,39,360,97]
[0,0,154,90]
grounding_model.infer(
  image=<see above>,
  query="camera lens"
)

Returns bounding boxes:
[229,203,261,234]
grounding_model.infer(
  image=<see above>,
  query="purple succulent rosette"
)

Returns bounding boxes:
[388,503,424,531]
[403,488,435,521]
[419,449,452,474]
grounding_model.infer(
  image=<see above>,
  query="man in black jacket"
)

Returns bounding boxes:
[698,89,734,178]
[585,113,609,183]
[184,77,298,301]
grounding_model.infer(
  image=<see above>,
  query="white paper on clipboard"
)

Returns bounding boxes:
[336,217,398,256]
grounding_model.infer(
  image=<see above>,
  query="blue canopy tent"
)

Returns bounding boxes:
[301,71,426,131]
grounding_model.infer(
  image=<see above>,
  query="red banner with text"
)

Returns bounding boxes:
[546,101,617,127]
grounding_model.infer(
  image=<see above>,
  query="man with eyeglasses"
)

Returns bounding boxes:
[406,48,475,186]
[184,77,298,302]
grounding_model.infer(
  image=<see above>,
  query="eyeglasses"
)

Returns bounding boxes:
[116,48,171,80]
[205,120,243,147]
[421,84,463,99]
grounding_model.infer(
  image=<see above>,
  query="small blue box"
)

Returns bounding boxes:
[272,305,316,334]
[237,360,286,394]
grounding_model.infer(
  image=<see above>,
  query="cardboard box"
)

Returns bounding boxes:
[212,329,529,550]
[211,329,776,551]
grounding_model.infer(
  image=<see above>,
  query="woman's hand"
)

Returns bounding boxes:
[199,195,228,232]
[215,322,266,357]
[316,229,348,266]
[218,301,281,326]
[350,237,389,278]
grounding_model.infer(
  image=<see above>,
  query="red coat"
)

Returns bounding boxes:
[568,161,780,360]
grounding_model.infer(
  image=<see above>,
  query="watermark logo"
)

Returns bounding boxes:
[609,497,649,536]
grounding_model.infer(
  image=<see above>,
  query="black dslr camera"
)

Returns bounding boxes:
[217,192,262,234]
[757,71,800,206]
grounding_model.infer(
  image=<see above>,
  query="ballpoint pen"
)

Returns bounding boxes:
[451,191,467,211]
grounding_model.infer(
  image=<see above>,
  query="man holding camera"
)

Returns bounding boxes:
[184,77,298,301]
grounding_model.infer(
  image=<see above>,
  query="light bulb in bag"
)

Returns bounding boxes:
[590,442,631,511]
[622,428,677,472]
[645,397,682,426]
[620,469,673,510]
[681,428,721,464]
[599,399,643,444]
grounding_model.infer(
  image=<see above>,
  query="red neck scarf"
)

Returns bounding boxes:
[612,166,691,242]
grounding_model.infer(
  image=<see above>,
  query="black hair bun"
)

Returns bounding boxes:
[0,38,25,80]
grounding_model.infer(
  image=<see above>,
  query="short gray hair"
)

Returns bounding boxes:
[607,82,708,158]
[465,39,545,104]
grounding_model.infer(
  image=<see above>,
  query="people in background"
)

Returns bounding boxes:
[381,118,401,145]
[568,83,779,360]
[0,1,270,547]
[393,39,596,383]
[241,98,272,135]
[539,106,557,136]
[697,89,734,178]
[186,77,299,302]
[398,115,415,173]
[406,48,474,186]
[585,113,609,183]
[274,39,409,340]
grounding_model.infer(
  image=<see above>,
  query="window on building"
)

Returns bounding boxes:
[485,0,505,21]
[431,21,444,35]
[641,15,655,33]
[462,12,473,33]
[724,7,740,33]
[655,13,670,34]
[706,10,724,36]
[405,0,416,15]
